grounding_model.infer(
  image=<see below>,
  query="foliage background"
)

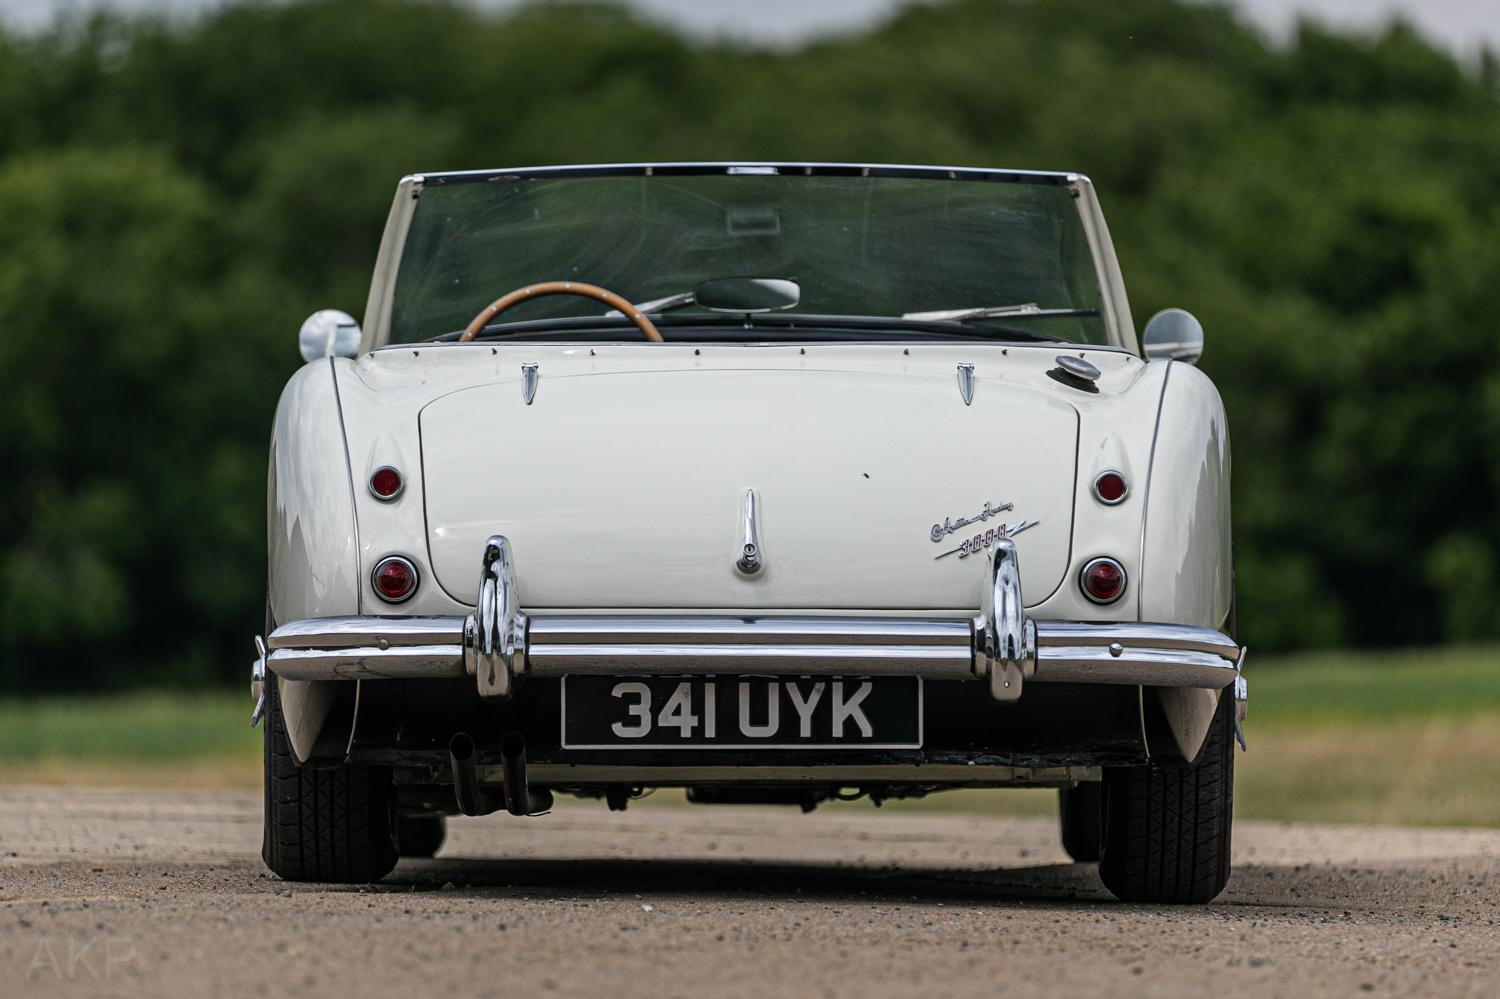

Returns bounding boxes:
[1,0,1497,692]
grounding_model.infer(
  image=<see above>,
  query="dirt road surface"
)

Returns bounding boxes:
[1,786,1496,997]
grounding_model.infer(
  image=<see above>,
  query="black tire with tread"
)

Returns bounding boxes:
[1058,783,1103,863]
[261,676,400,883]
[1098,690,1235,904]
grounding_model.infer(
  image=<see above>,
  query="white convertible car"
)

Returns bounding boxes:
[254,162,1246,903]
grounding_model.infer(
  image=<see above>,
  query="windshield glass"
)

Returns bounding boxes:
[389,168,1107,344]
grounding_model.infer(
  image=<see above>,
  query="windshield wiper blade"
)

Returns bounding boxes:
[902,302,1039,321]
[900,303,1098,323]
[604,291,695,317]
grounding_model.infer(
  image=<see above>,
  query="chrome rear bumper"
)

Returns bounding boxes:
[262,535,1244,704]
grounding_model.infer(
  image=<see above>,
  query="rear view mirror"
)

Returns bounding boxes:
[1142,308,1204,364]
[298,309,361,362]
[694,277,800,314]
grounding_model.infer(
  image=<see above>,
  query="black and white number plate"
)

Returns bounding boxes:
[560,676,923,750]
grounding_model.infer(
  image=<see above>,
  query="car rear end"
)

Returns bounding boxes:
[256,163,1244,903]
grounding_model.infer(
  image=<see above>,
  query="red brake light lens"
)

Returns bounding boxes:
[372,556,418,603]
[1093,471,1128,505]
[370,466,403,500]
[1080,557,1127,604]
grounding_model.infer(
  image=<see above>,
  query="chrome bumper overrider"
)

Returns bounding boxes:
[261,536,1245,705]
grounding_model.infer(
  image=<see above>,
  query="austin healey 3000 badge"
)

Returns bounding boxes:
[931,499,1037,560]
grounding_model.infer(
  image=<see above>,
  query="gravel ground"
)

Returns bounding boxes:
[1,786,1496,998]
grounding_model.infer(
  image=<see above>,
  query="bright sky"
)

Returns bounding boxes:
[5,0,1500,56]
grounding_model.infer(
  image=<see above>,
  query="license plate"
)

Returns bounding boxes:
[560,675,923,750]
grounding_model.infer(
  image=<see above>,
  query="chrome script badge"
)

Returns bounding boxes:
[931,499,1037,560]
[929,500,1014,542]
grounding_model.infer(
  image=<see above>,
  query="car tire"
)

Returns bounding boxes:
[261,672,400,883]
[1058,783,1103,862]
[1098,689,1234,904]
[396,814,447,858]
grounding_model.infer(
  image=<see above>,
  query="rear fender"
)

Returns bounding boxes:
[268,358,361,763]
[1139,361,1233,760]
[1025,357,1233,760]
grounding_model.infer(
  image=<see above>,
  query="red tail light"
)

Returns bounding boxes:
[372,556,418,603]
[369,466,403,500]
[1080,557,1126,604]
[1092,471,1128,505]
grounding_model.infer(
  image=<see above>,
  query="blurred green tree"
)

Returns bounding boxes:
[0,0,1497,689]
[0,147,234,686]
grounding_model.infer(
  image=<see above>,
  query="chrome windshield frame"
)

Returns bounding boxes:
[359,162,1138,355]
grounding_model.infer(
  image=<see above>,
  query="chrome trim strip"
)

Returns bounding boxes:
[420,161,1081,187]
[1033,621,1239,658]
[528,643,974,676]
[268,616,466,650]
[1032,646,1237,687]
[526,616,972,647]
[361,174,422,350]
[268,645,465,680]
[1069,175,1134,351]
[329,354,366,757]
[1137,360,1172,619]
[328,356,363,615]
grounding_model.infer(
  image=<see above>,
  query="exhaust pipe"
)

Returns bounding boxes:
[500,731,553,816]
[448,732,500,816]
[448,732,551,817]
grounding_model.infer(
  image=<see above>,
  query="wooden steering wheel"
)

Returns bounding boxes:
[458,281,663,342]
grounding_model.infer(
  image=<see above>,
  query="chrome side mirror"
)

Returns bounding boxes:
[298,309,361,363]
[1141,308,1204,365]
